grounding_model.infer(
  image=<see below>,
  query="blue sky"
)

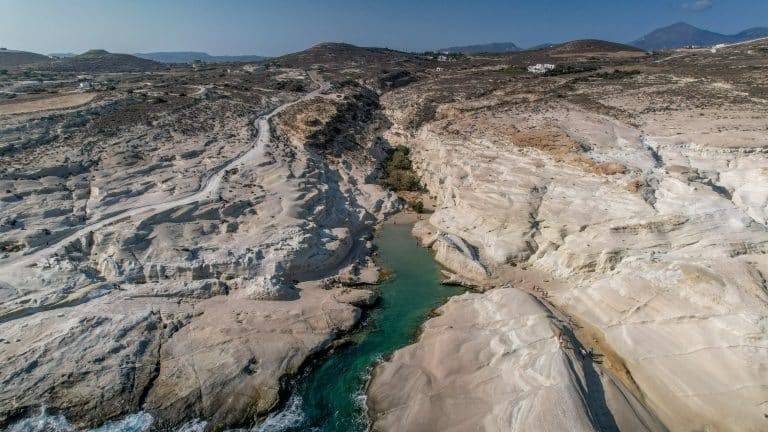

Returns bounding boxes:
[0,0,766,55]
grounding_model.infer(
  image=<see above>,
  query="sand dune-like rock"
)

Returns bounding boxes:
[367,288,664,432]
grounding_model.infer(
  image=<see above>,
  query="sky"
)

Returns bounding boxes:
[0,0,767,56]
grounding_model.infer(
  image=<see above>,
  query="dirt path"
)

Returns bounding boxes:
[0,74,329,274]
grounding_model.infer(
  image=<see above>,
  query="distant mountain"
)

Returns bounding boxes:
[734,27,768,40]
[0,48,51,68]
[135,51,266,63]
[527,43,557,51]
[274,42,418,68]
[438,42,521,54]
[49,53,77,58]
[546,39,646,54]
[631,22,768,50]
[34,49,165,73]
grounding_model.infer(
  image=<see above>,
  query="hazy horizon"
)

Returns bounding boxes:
[1,0,767,56]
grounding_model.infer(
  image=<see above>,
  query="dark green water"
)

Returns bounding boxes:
[257,223,461,432]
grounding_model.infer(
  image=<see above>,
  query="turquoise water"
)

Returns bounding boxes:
[258,223,462,432]
[7,224,458,432]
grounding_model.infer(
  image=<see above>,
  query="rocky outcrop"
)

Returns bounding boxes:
[367,288,665,432]
[0,72,397,428]
[372,42,768,431]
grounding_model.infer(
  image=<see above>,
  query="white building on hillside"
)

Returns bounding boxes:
[527,63,555,74]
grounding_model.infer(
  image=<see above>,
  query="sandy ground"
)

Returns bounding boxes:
[0,92,96,115]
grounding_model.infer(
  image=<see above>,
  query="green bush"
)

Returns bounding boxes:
[383,170,421,191]
[381,145,422,191]
[409,200,425,213]
[388,148,412,170]
[543,64,599,77]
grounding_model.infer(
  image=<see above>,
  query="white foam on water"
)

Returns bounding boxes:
[89,412,153,432]
[352,366,374,430]
[5,409,152,432]
[6,408,75,432]
[175,419,207,432]
[252,395,307,432]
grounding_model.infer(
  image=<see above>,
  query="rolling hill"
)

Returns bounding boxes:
[0,49,51,69]
[135,51,266,63]
[631,22,768,50]
[272,42,418,68]
[438,42,521,54]
[546,39,646,54]
[35,49,165,73]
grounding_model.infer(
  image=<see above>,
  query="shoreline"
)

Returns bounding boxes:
[253,220,463,431]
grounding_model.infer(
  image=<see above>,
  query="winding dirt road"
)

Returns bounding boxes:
[0,73,329,275]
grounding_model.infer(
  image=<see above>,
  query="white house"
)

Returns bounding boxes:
[527,63,555,74]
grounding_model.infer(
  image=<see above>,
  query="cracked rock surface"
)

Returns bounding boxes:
[369,40,768,431]
[0,65,396,429]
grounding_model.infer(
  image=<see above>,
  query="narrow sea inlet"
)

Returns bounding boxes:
[258,222,462,431]
[6,223,459,432]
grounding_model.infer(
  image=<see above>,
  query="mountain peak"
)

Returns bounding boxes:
[667,21,697,29]
[736,27,768,38]
[631,22,768,51]
[79,49,111,57]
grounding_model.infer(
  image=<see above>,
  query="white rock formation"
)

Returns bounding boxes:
[368,288,665,432]
[0,71,397,428]
[373,46,768,431]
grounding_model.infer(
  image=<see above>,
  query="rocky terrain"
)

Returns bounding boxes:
[0,52,399,429]
[368,288,664,432]
[368,39,768,431]
[2,36,768,432]
[0,49,51,69]
[34,50,166,73]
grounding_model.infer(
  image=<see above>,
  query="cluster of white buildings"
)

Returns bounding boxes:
[527,63,555,74]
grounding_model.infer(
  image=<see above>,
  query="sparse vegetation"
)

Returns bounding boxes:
[379,70,416,89]
[409,199,425,213]
[381,145,422,191]
[543,64,599,76]
[272,79,305,92]
[501,65,527,76]
[570,69,643,85]
[594,69,642,80]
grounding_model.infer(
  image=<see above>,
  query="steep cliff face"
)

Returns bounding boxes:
[369,41,768,431]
